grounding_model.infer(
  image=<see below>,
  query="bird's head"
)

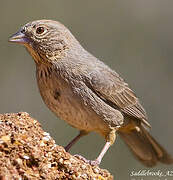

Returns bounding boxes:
[9,20,77,64]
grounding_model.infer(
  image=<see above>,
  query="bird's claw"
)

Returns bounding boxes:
[74,154,100,166]
[89,159,100,166]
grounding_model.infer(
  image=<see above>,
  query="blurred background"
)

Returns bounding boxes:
[1,0,173,179]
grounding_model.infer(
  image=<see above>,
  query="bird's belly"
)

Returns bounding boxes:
[37,76,95,131]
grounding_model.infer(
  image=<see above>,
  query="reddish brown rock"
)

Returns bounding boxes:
[0,112,113,180]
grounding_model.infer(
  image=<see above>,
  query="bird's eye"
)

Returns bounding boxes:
[36,27,45,35]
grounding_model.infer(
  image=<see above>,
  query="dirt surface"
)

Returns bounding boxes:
[0,112,113,180]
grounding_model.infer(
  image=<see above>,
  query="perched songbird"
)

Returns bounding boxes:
[9,20,173,166]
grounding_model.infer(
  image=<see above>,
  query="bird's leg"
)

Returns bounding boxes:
[65,130,88,152]
[91,141,111,165]
[75,129,116,166]
[90,129,116,165]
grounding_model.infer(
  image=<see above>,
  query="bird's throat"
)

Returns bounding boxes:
[25,45,50,65]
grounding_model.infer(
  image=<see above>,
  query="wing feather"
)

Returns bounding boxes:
[84,67,151,127]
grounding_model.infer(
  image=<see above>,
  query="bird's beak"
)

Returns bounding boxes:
[9,30,29,44]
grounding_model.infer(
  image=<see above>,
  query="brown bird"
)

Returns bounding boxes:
[9,20,173,167]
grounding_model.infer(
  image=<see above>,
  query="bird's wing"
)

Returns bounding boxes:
[83,67,151,127]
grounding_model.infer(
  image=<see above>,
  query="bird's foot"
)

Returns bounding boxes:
[74,154,100,166]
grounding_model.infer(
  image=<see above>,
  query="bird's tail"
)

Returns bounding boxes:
[118,124,173,167]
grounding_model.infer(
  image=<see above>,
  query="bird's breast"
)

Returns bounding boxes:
[36,65,98,131]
